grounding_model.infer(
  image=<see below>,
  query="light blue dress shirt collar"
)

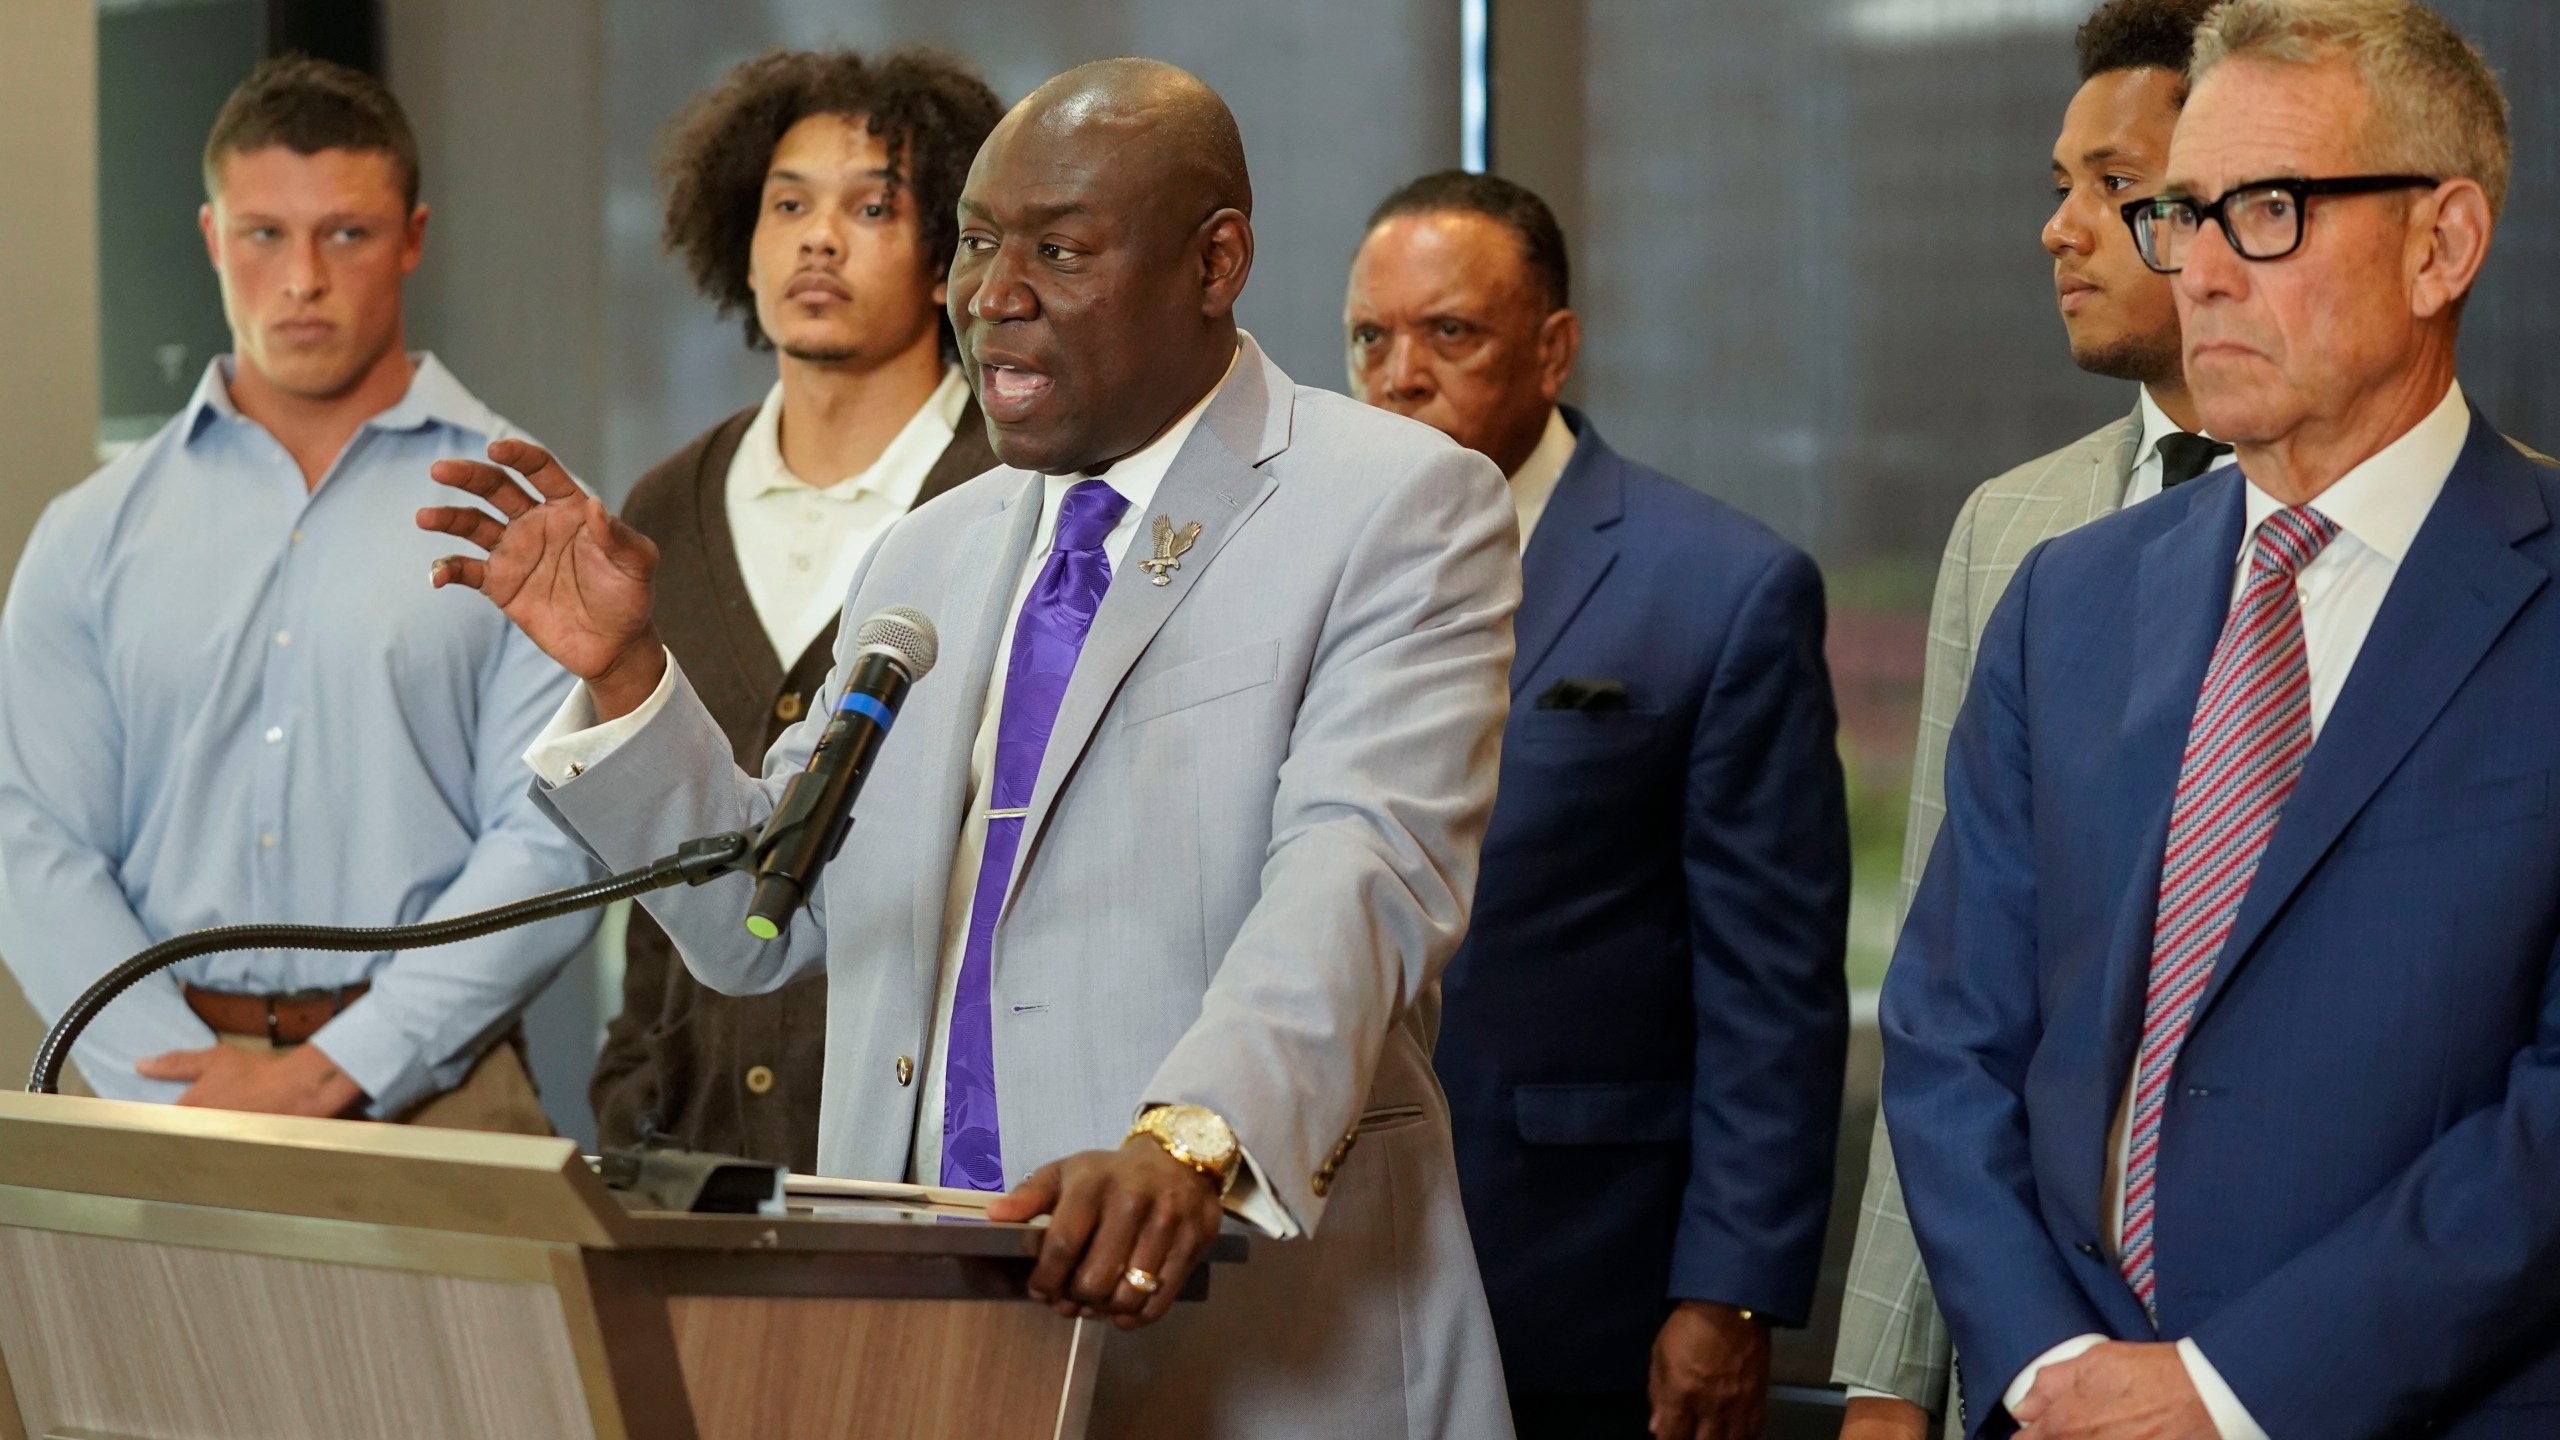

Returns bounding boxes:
[178,351,502,448]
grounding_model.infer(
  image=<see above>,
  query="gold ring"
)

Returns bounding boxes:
[1122,1266,1162,1296]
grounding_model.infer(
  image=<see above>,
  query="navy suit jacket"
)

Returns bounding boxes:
[1437,410,1850,1393]
[1882,408,2560,1439]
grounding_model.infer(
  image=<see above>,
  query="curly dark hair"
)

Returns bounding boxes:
[204,53,419,207]
[658,48,1005,357]
[1367,170,1570,311]
[2077,0,2225,94]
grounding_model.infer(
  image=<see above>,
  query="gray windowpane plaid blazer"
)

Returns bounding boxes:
[1830,408,2139,1427]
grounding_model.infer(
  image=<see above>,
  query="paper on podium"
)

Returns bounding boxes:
[785,1173,999,1210]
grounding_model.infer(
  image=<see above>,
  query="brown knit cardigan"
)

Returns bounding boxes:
[589,397,996,1168]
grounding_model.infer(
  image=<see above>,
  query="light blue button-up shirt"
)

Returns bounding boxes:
[0,354,597,1114]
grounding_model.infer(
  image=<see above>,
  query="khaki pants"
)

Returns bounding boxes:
[215,1031,553,1136]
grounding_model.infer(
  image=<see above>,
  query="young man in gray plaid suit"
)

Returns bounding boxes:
[1833,2,2222,1434]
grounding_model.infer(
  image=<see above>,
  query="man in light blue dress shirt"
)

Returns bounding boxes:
[0,57,592,1128]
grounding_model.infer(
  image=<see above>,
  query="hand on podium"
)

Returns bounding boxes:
[988,1138,1225,1331]
[419,438,670,721]
[135,1040,364,1117]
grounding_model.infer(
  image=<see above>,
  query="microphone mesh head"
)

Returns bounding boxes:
[854,606,939,679]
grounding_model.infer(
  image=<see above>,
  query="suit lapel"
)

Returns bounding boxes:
[1509,410,1622,697]
[908,472,1047,987]
[2090,405,2140,520]
[1001,340,1292,915]
[2193,415,2552,1026]
[2122,476,2243,750]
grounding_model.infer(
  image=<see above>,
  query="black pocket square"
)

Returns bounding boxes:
[1534,678,1629,712]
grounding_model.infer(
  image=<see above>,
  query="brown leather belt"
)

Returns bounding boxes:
[183,983,370,1046]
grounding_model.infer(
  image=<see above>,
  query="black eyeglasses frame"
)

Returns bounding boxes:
[2120,174,2442,273]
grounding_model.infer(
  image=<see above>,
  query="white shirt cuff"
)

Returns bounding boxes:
[2005,1333,2107,1414]
[1841,1387,1906,1403]
[2178,1337,2270,1440]
[522,649,677,786]
[2003,1334,2265,1440]
[1220,1141,1301,1239]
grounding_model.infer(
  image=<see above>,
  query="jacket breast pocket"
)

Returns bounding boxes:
[1514,1081,1688,1146]
[2342,769,2548,852]
[1119,639,1279,725]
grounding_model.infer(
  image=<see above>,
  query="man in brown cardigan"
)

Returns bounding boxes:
[592,49,1003,1169]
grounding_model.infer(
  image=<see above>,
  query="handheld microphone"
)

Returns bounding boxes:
[743,607,938,940]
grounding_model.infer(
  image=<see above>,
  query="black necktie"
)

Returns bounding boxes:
[2157,431,2234,490]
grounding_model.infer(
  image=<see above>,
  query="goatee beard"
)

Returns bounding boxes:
[2072,330,2182,390]
[780,343,862,365]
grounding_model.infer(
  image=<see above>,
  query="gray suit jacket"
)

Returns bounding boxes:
[535,338,1519,1439]
[1831,409,2138,1423]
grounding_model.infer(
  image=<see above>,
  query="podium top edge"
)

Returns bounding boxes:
[0,1090,584,1168]
[0,1089,619,1246]
[0,1093,1256,1265]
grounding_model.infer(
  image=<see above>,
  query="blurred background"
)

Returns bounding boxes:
[4,0,2555,1426]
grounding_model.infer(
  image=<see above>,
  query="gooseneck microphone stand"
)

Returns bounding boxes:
[24,831,755,1096]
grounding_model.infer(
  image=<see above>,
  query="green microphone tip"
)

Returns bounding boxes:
[744,915,780,941]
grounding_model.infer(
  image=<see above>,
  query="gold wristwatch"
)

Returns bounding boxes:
[1127,1104,1242,1195]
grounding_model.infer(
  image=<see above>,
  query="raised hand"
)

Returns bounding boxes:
[418,438,667,718]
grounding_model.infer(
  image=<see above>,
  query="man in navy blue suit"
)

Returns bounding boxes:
[1882,3,2557,1436]
[1348,172,1850,1440]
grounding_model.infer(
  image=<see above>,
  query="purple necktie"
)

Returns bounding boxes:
[941,478,1130,1191]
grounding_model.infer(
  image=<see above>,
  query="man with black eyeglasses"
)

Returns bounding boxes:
[1882,2,2560,1437]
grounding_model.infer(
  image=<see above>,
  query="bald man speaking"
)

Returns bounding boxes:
[420,59,1518,1438]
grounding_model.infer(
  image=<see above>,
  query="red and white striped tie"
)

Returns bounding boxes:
[2120,503,2339,1318]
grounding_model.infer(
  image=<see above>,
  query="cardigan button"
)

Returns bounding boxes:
[744,1064,776,1096]
[775,692,804,722]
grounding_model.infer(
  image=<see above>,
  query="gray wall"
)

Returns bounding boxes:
[388,0,609,479]
[1,0,101,593]
[0,0,103,1098]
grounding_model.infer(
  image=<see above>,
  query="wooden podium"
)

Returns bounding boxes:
[0,1092,1244,1440]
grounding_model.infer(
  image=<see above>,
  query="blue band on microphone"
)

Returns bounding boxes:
[836,691,895,729]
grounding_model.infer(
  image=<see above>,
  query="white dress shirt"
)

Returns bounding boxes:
[2121,385,2224,508]
[725,366,970,663]
[1507,406,1577,548]
[526,347,1293,1233]
[2012,379,2471,1440]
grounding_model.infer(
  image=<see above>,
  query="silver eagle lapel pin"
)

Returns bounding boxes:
[1140,514,1202,586]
